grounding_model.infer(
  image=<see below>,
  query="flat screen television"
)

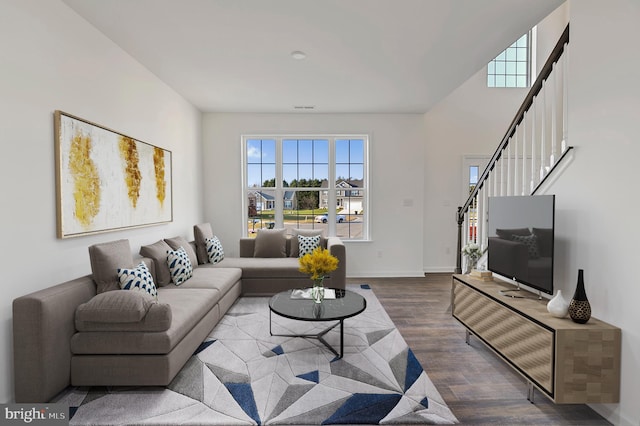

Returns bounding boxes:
[487,195,555,296]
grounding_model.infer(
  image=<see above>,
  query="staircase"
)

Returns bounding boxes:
[455,25,571,274]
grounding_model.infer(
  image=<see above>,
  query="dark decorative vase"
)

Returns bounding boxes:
[568,269,591,324]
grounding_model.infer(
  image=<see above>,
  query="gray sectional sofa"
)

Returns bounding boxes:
[12,224,345,403]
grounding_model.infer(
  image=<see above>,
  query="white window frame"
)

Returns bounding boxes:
[487,28,536,88]
[241,135,370,240]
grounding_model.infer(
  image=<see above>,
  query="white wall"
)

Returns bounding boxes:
[422,4,569,272]
[542,1,640,424]
[0,0,203,403]
[202,113,426,277]
[422,71,526,271]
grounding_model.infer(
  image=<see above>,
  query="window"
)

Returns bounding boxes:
[243,135,368,240]
[487,30,533,88]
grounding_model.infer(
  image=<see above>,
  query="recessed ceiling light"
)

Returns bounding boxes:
[291,50,307,60]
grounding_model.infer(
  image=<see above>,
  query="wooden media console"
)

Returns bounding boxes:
[451,274,620,404]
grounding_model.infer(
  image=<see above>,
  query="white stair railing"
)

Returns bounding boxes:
[456,25,572,274]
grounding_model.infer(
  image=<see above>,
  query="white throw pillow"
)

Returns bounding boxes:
[205,236,225,264]
[117,262,158,298]
[166,247,193,285]
[298,234,321,257]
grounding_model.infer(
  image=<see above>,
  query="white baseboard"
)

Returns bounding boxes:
[423,267,456,274]
[347,270,426,278]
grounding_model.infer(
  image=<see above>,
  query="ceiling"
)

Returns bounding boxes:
[62,0,564,113]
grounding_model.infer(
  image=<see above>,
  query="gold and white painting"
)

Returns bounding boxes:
[55,111,172,238]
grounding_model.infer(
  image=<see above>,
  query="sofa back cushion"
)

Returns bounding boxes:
[193,223,214,264]
[253,228,287,258]
[496,227,531,240]
[139,240,173,287]
[88,239,133,294]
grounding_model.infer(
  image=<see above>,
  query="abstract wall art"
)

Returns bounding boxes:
[55,111,172,238]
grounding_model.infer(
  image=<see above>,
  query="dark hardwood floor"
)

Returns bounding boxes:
[347,275,611,425]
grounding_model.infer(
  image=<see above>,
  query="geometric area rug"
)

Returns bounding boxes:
[57,284,458,425]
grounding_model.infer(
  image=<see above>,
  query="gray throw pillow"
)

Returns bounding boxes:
[165,236,198,268]
[139,240,173,287]
[253,228,287,258]
[88,239,133,294]
[194,223,214,264]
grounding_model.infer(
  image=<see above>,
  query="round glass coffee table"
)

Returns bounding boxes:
[269,288,366,359]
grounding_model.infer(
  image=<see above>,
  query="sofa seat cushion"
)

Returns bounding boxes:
[71,288,219,355]
[161,267,241,296]
[209,257,308,279]
[75,290,171,332]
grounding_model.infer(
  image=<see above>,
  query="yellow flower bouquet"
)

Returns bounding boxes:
[298,247,339,302]
[298,246,339,281]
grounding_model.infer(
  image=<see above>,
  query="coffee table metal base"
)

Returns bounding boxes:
[269,310,344,358]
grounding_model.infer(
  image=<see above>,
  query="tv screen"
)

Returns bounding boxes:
[487,195,555,295]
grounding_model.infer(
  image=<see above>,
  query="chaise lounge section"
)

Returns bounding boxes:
[193,223,346,295]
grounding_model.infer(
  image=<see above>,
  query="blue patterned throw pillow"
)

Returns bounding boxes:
[298,234,321,257]
[166,246,193,285]
[205,236,225,264]
[117,262,158,298]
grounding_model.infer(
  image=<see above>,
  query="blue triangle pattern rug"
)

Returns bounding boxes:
[58,284,458,425]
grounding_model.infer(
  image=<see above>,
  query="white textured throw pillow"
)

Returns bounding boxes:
[205,236,225,264]
[117,262,158,298]
[166,247,193,285]
[298,234,321,257]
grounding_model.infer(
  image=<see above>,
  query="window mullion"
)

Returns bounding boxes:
[275,137,284,228]
[327,137,337,235]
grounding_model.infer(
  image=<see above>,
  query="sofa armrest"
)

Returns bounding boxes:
[13,276,96,402]
[327,237,346,290]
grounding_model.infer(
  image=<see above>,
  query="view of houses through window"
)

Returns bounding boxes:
[243,136,368,240]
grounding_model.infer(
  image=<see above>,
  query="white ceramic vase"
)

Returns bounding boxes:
[547,290,569,318]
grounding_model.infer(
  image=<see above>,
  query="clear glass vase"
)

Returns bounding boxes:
[311,277,325,304]
[464,256,478,274]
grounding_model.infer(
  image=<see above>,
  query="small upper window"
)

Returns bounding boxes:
[487,31,531,88]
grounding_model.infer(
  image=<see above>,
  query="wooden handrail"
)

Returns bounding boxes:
[454,24,570,274]
[457,24,570,220]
